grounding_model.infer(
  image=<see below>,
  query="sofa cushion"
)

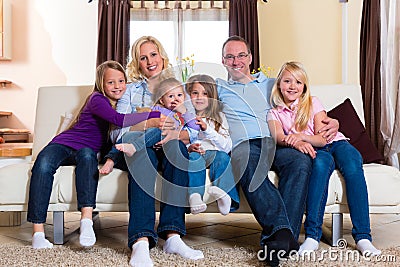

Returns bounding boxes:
[327,98,384,164]
[58,167,129,205]
[332,163,400,207]
[0,163,32,205]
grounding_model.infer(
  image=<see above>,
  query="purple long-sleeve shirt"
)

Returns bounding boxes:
[152,105,200,131]
[51,92,160,153]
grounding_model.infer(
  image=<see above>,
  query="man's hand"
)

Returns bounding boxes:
[318,117,339,143]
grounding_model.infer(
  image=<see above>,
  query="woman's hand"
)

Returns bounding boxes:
[155,129,180,147]
[140,118,160,130]
[130,114,176,131]
[158,115,176,130]
[188,143,205,154]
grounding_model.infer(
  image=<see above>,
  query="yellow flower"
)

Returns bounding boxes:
[252,64,273,78]
[177,54,195,82]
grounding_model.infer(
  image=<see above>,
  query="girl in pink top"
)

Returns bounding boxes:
[267,61,380,257]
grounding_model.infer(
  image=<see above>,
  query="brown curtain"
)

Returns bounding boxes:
[96,0,131,68]
[228,0,259,72]
[359,0,385,159]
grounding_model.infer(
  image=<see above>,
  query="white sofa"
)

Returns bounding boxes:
[0,84,399,245]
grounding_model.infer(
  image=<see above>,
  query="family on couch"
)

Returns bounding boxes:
[27,35,380,267]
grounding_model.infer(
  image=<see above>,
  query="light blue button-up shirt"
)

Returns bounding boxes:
[216,72,275,148]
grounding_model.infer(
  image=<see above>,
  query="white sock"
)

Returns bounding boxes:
[356,239,381,256]
[207,186,231,215]
[163,235,204,260]
[79,218,96,247]
[298,237,319,256]
[129,240,153,267]
[189,193,207,215]
[32,232,53,249]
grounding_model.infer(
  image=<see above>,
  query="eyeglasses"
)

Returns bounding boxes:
[223,53,250,62]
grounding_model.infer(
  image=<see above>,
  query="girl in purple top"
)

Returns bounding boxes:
[267,61,380,257]
[27,60,160,249]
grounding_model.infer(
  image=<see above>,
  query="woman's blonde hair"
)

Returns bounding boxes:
[186,74,223,132]
[126,36,173,82]
[270,61,312,132]
[69,60,126,130]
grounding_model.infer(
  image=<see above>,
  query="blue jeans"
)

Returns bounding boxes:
[125,139,189,249]
[230,137,292,245]
[188,150,240,211]
[272,146,312,240]
[304,140,372,243]
[105,128,162,163]
[122,128,162,152]
[27,143,99,223]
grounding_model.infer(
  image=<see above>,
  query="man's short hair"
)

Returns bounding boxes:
[222,35,251,56]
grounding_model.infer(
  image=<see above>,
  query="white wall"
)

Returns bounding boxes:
[0,0,97,138]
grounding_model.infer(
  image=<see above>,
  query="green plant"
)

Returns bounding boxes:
[177,54,195,82]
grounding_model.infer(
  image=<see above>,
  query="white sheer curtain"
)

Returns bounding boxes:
[380,0,400,168]
[131,1,228,20]
[130,0,229,65]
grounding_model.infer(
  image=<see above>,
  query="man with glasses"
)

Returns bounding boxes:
[216,35,339,266]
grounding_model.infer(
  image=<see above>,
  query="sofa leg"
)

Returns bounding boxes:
[53,211,65,245]
[331,213,343,246]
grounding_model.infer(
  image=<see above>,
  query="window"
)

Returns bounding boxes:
[130,1,229,66]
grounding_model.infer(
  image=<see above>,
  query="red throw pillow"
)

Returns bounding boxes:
[327,98,384,164]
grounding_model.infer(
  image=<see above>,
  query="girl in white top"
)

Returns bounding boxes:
[186,74,239,215]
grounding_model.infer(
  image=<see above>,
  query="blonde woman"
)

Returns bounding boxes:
[104,36,204,267]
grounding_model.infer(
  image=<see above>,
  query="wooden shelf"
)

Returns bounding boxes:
[0,142,32,157]
[0,80,12,88]
[0,111,12,117]
[0,132,30,143]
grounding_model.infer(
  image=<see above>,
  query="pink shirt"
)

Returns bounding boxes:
[267,96,347,144]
